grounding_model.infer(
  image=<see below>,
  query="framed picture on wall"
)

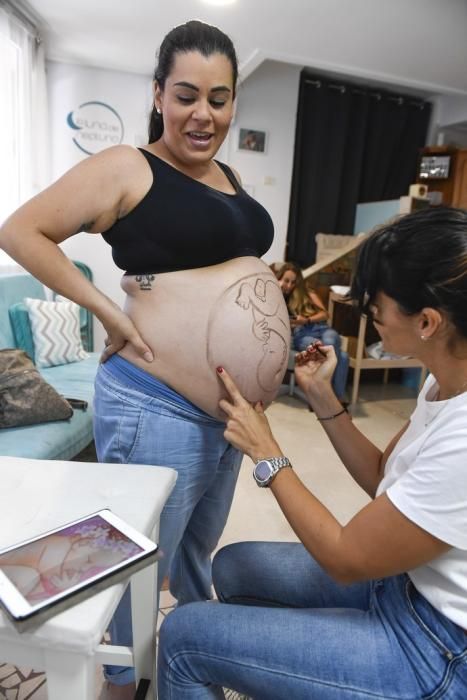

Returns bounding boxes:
[238,128,267,153]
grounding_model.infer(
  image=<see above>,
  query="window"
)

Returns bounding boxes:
[0,26,20,227]
[0,4,48,265]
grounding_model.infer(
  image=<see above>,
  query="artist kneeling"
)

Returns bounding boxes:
[157,207,467,700]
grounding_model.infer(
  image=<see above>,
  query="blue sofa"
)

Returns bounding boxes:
[0,262,100,460]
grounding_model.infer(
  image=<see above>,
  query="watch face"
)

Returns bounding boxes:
[255,460,272,482]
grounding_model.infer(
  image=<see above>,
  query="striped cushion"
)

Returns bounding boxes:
[24,297,89,368]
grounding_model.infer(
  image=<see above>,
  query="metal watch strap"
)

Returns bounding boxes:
[266,456,291,472]
[254,456,292,487]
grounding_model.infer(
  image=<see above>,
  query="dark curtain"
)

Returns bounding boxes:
[286,70,432,267]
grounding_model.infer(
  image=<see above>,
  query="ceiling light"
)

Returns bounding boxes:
[201,0,237,6]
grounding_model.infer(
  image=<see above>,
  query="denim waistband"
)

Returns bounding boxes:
[104,354,218,423]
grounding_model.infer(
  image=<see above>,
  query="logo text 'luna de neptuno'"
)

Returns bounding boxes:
[66,101,124,155]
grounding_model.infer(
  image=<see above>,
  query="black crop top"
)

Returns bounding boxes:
[101,149,274,275]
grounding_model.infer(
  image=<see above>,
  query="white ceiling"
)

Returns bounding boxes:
[21,0,467,96]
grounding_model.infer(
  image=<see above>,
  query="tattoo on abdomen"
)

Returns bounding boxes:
[135,274,155,291]
[207,273,290,399]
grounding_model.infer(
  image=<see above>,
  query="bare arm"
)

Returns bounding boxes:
[294,346,393,496]
[303,377,409,497]
[0,146,153,361]
[269,471,448,584]
[306,289,328,323]
[217,367,449,585]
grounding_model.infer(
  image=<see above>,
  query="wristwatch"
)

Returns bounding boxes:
[253,456,292,487]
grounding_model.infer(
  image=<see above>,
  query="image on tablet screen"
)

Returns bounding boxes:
[0,515,143,604]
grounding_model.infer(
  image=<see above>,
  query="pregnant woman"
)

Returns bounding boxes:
[0,20,289,696]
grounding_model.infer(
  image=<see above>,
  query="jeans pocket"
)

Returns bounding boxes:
[404,579,453,658]
[118,403,146,464]
[94,373,146,464]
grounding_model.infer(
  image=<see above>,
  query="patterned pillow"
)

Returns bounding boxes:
[23,297,89,368]
[8,302,36,360]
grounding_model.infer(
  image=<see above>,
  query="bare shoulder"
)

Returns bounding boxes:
[227,164,242,186]
[52,145,148,232]
[74,145,151,229]
[73,144,144,177]
[99,143,145,164]
[308,289,325,304]
[5,145,151,242]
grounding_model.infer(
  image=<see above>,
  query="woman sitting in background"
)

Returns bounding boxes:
[275,262,348,400]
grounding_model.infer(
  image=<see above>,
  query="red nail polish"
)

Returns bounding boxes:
[216,366,224,373]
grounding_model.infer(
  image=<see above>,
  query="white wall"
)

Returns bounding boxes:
[224,61,301,263]
[47,60,152,350]
[440,96,467,146]
[436,95,467,128]
[429,94,467,145]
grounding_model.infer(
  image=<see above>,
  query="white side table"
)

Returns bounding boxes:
[0,456,177,699]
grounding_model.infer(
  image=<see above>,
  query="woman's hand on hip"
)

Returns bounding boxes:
[100,305,154,364]
[294,342,336,395]
[217,367,281,461]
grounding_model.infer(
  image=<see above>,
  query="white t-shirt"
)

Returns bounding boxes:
[376,374,467,629]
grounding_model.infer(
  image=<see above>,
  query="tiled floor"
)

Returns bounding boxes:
[0,379,417,699]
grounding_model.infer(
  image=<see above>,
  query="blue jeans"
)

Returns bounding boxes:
[93,360,242,686]
[292,323,349,399]
[158,542,467,698]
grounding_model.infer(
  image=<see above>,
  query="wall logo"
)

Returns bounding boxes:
[66,101,124,155]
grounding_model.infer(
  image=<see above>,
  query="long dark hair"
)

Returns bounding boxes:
[351,206,467,340]
[148,20,238,143]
